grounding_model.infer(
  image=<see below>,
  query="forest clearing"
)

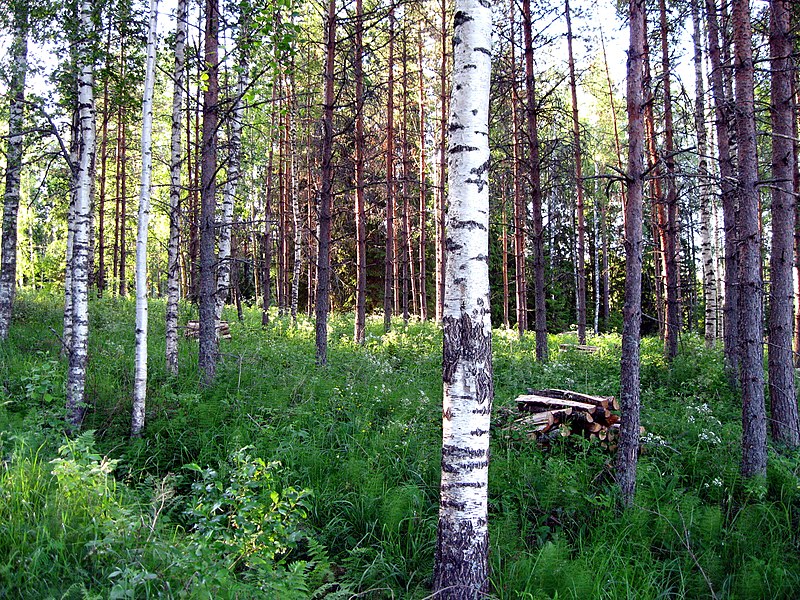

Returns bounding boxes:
[1,293,798,598]
[2,0,800,596]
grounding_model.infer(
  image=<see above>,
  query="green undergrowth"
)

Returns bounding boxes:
[1,290,799,598]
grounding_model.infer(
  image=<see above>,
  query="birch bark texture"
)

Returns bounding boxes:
[767,0,799,448]
[166,0,188,375]
[433,0,493,596]
[0,2,28,340]
[132,0,159,438]
[66,0,97,430]
[216,13,249,328]
[616,0,646,508]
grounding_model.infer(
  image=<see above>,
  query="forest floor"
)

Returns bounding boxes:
[1,291,799,599]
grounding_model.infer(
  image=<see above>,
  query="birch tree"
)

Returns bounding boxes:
[131,0,159,438]
[0,1,29,341]
[66,0,97,429]
[617,0,646,508]
[165,0,188,375]
[692,0,716,349]
[432,0,493,594]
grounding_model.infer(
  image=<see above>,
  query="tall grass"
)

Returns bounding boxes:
[0,291,798,598]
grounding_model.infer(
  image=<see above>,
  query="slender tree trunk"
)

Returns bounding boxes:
[262,86,277,327]
[166,0,188,375]
[64,111,79,355]
[793,76,800,368]
[510,0,526,336]
[659,0,681,360]
[732,0,767,478]
[290,76,302,326]
[66,0,96,430]
[118,106,128,297]
[0,3,28,340]
[707,0,739,378]
[401,31,411,324]
[417,28,428,321]
[433,0,493,593]
[565,0,587,345]
[693,0,717,348]
[523,0,547,360]
[97,19,112,299]
[315,0,335,366]
[617,0,646,508]
[215,21,248,328]
[767,0,799,448]
[435,0,447,323]
[354,0,366,342]
[132,0,159,437]
[502,179,510,328]
[384,7,395,333]
[198,0,220,384]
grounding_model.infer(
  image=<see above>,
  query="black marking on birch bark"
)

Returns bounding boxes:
[464,64,477,70]
[441,480,486,490]
[474,47,491,56]
[462,460,489,470]
[471,406,491,415]
[456,84,462,90]
[472,109,478,115]
[451,219,487,231]
[453,277,467,285]
[470,254,489,263]
[434,516,489,598]
[441,499,468,510]
[443,406,453,420]
[443,444,486,458]
[478,0,491,7]
[470,159,490,178]
[450,144,478,154]
[449,123,465,132]
[453,36,462,46]
[465,177,487,193]
[453,11,473,27]
[445,237,462,252]
[470,428,488,436]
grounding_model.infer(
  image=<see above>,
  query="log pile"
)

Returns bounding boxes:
[558,343,600,354]
[184,320,232,340]
[502,388,620,449]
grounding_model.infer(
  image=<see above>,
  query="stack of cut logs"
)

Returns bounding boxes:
[184,320,231,340]
[507,388,620,449]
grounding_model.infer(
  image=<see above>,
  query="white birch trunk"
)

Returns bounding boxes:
[692,0,717,348]
[0,5,28,340]
[132,0,159,437]
[290,82,302,325]
[66,0,97,430]
[166,0,188,375]
[215,37,247,327]
[433,0,493,596]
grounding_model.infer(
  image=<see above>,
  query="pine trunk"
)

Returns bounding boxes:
[659,0,681,360]
[198,0,220,384]
[767,0,799,447]
[354,0,366,342]
[522,0,547,361]
[732,0,767,478]
[315,0,335,366]
[617,0,646,508]
[566,0,587,345]
[384,7,395,333]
